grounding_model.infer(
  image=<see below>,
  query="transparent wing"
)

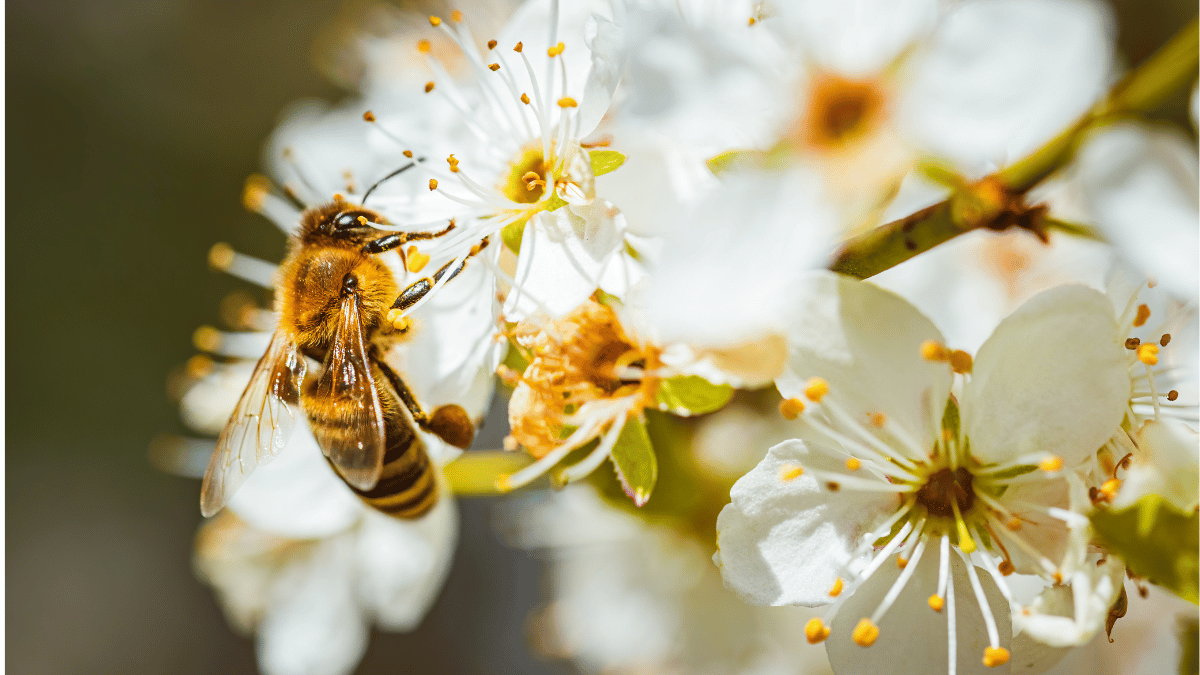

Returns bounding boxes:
[199,329,306,517]
[311,293,386,491]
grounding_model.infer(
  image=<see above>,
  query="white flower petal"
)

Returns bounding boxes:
[578,13,624,137]
[714,439,896,606]
[258,536,369,675]
[1011,557,1124,648]
[644,167,839,348]
[901,0,1112,175]
[826,552,1012,675]
[777,271,952,449]
[355,483,459,631]
[1076,123,1200,301]
[1114,418,1200,511]
[964,285,1128,467]
[228,428,365,539]
[778,0,941,77]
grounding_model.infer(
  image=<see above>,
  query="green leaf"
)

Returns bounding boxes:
[1091,494,1199,604]
[589,149,626,176]
[609,416,657,506]
[501,219,526,254]
[654,375,734,416]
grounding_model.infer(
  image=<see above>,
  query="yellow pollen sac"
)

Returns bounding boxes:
[1053,571,1063,585]
[845,457,862,471]
[403,150,413,158]
[447,154,460,172]
[949,350,973,374]
[1161,333,1172,347]
[998,560,1015,576]
[1100,478,1121,502]
[362,110,376,122]
[896,557,908,569]
[983,647,1010,667]
[356,216,369,226]
[779,464,804,482]
[852,619,880,647]
[193,325,221,353]
[1006,516,1023,531]
[547,41,565,57]
[424,81,436,93]
[241,174,270,213]
[1125,337,1141,350]
[428,178,439,190]
[557,97,578,108]
[1168,390,1179,401]
[748,16,757,25]
[207,242,234,271]
[520,93,530,104]
[450,9,463,22]
[804,377,829,402]
[417,39,432,53]
[805,618,831,644]
[928,595,944,612]
[868,412,887,428]
[487,39,498,50]
[1137,343,1159,365]
[1039,456,1064,472]
[428,15,442,26]
[406,248,430,273]
[779,397,805,420]
[513,41,523,52]
[829,578,844,597]
[1133,304,1151,328]
[488,63,500,71]
[921,340,949,362]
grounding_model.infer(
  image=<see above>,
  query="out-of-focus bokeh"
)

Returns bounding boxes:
[5,0,1195,673]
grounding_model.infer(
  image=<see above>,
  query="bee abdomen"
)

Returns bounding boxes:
[347,424,437,519]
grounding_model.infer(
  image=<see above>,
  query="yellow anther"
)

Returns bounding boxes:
[406,248,430,273]
[357,216,369,225]
[192,325,221,353]
[1137,343,1159,365]
[921,340,949,361]
[928,595,944,612]
[1039,456,1064,472]
[450,9,463,22]
[804,377,829,402]
[845,457,862,471]
[513,41,523,52]
[1125,337,1141,350]
[428,178,438,190]
[185,354,214,378]
[949,350,973,374]
[429,15,442,26]
[362,110,376,122]
[1168,390,1179,401]
[852,619,879,647]
[447,154,460,172]
[495,475,512,492]
[779,397,805,420]
[1100,478,1121,502]
[1006,516,1023,531]
[1133,303,1151,328]
[982,647,1010,667]
[748,17,757,25]
[1052,571,1063,585]
[241,174,270,213]
[826,481,841,492]
[207,242,234,271]
[487,39,498,50]
[804,618,830,644]
[779,464,804,482]
[829,578,843,597]
[417,39,432,53]
[547,42,565,57]
[403,150,414,158]
[488,63,500,71]
[1161,333,1172,347]
[520,92,530,104]
[424,81,436,93]
[998,560,1015,576]
[896,557,908,569]
[868,412,887,428]
[955,513,976,554]
[503,435,519,452]
[557,97,578,108]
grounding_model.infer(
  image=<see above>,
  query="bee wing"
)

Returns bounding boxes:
[312,292,386,491]
[199,329,307,517]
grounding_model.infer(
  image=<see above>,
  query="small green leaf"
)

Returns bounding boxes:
[654,375,734,416]
[1091,494,1199,604]
[609,416,657,506]
[589,149,626,176]
[501,220,526,254]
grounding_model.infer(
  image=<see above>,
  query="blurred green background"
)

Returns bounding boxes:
[5,0,1195,673]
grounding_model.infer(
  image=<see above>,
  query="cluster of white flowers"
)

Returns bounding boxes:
[168,1,1198,674]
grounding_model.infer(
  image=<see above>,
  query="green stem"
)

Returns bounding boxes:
[830,17,1199,279]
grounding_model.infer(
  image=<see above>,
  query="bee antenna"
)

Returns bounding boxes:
[362,160,424,205]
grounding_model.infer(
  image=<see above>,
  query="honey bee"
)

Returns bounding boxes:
[200,190,483,519]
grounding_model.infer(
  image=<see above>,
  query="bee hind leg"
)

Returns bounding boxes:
[373,355,475,449]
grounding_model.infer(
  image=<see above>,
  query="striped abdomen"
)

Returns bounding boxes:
[347,404,437,519]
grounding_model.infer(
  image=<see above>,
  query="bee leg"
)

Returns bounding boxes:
[373,355,475,449]
[361,221,456,255]
[389,237,490,313]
